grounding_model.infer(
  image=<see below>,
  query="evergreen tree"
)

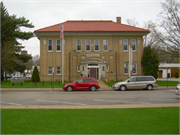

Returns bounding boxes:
[1,2,34,81]
[32,66,40,82]
[141,46,160,79]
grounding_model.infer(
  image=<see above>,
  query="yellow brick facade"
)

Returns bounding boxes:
[35,18,148,81]
[37,33,146,81]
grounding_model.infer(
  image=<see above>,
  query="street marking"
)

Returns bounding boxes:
[37,99,86,105]
[94,99,150,104]
[1,102,21,105]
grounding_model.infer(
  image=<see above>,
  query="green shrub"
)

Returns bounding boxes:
[167,73,170,78]
[32,66,40,82]
[175,72,179,78]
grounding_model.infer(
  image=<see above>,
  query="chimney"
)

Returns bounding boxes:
[116,17,121,23]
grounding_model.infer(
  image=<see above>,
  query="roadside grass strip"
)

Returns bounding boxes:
[1,79,179,88]
[1,107,179,134]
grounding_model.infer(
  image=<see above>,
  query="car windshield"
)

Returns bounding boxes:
[120,78,130,82]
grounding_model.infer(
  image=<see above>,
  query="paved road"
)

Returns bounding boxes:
[1,88,179,106]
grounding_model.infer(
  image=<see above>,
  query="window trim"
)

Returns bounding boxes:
[77,39,82,51]
[48,67,53,75]
[131,39,136,51]
[86,39,91,51]
[77,65,80,72]
[106,65,109,72]
[123,39,128,51]
[56,67,61,75]
[48,39,53,52]
[124,62,129,74]
[103,39,108,51]
[56,39,61,52]
[132,62,137,74]
[94,39,99,51]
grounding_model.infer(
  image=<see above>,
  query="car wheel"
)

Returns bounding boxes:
[67,86,73,92]
[120,85,126,91]
[90,86,96,91]
[146,85,153,90]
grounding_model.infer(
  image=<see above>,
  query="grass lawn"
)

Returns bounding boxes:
[1,107,179,134]
[1,79,71,88]
[1,79,179,88]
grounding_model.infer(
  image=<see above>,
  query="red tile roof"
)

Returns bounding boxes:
[35,20,149,33]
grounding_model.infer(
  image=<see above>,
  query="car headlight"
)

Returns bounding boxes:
[115,84,119,87]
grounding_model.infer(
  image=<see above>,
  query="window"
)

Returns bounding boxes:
[77,39,81,51]
[103,39,108,51]
[86,39,90,51]
[129,77,136,82]
[94,39,99,51]
[137,77,146,81]
[106,65,109,71]
[56,67,61,75]
[123,39,128,51]
[48,39,53,51]
[124,62,128,74]
[132,62,137,74]
[102,66,105,71]
[77,79,83,83]
[83,79,94,82]
[48,67,53,75]
[77,65,80,72]
[56,39,61,51]
[131,39,136,50]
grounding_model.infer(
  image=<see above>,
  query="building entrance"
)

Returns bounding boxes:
[89,68,99,79]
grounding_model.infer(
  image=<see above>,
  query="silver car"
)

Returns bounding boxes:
[175,84,180,95]
[112,76,157,91]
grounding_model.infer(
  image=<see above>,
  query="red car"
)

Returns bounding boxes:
[63,77,100,91]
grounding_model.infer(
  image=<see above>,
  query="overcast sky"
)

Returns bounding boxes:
[3,0,165,56]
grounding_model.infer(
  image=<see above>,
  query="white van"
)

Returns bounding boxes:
[112,76,157,91]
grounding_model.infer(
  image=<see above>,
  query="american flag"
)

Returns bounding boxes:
[60,24,63,40]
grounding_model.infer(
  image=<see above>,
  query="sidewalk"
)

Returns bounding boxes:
[1,103,179,109]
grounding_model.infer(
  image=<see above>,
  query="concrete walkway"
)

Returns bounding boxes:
[1,103,179,109]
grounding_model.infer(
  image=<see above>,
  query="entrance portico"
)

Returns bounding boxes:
[80,58,107,80]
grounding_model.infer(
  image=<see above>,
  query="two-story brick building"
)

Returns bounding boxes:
[34,17,149,81]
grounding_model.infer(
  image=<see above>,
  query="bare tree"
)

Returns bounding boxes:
[155,0,180,57]
[126,18,139,27]
[32,55,40,66]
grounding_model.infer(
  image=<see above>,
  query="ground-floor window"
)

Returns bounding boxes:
[124,62,128,74]
[48,67,53,75]
[77,65,80,72]
[132,62,137,74]
[56,67,61,75]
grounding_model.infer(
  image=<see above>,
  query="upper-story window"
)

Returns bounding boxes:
[94,39,99,51]
[48,39,53,51]
[56,39,61,51]
[123,39,128,51]
[103,39,108,51]
[77,39,82,51]
[131,39,136,51]
[86,39,91,51]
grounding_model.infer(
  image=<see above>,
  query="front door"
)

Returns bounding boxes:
[90,68,97,79]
